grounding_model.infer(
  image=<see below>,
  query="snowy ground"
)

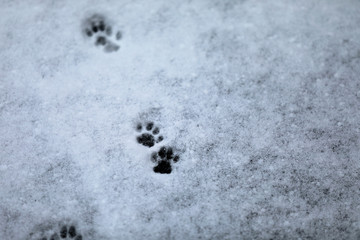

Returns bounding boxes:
[1,0,360,239]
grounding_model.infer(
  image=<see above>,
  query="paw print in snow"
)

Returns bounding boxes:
[82,14,122,53]
[151,146,179,174]
[136,122,163,148]
[58,225,82,240]
[29,224,83,240]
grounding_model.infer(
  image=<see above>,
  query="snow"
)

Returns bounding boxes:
[1,0,360,239]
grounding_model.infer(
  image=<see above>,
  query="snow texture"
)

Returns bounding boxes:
[1,0,360,239]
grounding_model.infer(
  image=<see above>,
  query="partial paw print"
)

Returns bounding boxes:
[136,122,163,148]
[151,146,180,174]
[29,223,83,240]
[82,14,122,53]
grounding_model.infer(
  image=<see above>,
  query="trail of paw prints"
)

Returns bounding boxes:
[82,14,122,53]
[136,122,163,148]
[151,146,180,174]
[29,224,83,240]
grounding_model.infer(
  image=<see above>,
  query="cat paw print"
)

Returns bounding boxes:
[136,122,163,148]
[58,225,82,240]
[151,146,179,174]
[82,14,122,53]
[29,223,83,240]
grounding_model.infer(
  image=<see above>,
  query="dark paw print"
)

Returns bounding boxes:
[36,225,82,240]
[83,14,122,53]
[136,122,163,148]
[151,146,179,174]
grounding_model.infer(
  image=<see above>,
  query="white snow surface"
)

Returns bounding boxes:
[1,0,360,239]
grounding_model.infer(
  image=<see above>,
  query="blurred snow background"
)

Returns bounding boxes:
[1,0,360,239]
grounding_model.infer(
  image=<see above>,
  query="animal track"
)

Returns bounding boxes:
[135,120,181,173]
[136,122,163,148]
[29,223,83,240]
[151,146,179,174]
[82,14,122,53]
